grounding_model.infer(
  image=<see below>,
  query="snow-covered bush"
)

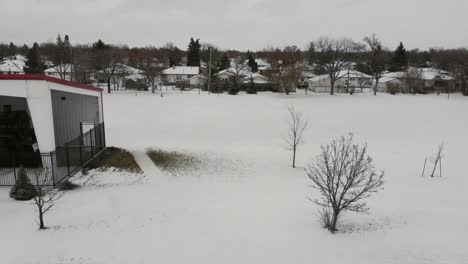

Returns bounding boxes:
[9,166,37,201]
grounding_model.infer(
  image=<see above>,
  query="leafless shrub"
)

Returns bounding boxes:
[306,134,384,233]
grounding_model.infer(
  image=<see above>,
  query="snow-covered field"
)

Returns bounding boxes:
[1,90,467,264]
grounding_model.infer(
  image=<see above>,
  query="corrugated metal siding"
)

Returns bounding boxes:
[51,90,99,146]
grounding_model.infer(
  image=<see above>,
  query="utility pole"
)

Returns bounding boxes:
[208,46,212,94]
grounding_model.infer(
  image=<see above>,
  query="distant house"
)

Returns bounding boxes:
[188,75,207,88]
[45,64,74,81]
[374,77,402,93]
[124,73,147,90]
[254,59,271,75]
[308,70,373,93]
[242,73,273,91]
[215,67,251,80]
[0,58,25,75]
[95,64,145,90]
[161,66,199,85]
[382,68,456,93]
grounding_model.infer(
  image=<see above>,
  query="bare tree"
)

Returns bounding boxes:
[306,134,384,233]
[232,56,250,88]
[33,173,63,230]
[91,40,125,93]
[364,34,388,95]
[310,37,361,95]
[284,106,308,168]
[264,46,303,94]
[403,67,424,94]
[142,60,163,93]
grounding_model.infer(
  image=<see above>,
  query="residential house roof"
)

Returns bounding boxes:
[309,70,372,82]
[161,66,199,75]
[0,59,25,73]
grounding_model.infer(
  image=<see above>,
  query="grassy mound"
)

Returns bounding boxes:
[147,150,200,173]
[86,147,142,173]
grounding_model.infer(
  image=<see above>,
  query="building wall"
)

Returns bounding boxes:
[51,90,100,146]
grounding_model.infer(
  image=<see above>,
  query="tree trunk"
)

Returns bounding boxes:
[107,78,111,94]
[39,209,45,229]
[292,146,296,168]
[374,79,379,96]
[330,209,340,233]
[330,79,335,95]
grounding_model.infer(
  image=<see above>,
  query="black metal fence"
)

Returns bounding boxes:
[0,123,105,187]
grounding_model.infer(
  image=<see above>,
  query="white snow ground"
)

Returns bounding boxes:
[1,90,467,264]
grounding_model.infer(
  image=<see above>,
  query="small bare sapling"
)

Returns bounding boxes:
[284,106,308,168]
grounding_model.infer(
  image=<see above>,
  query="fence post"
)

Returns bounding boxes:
[102,122,106,148]
[79,139,83,166]
[12,152,17,184]
[51,152,56,187]
[90,129,94,157]
[66,144,71,178]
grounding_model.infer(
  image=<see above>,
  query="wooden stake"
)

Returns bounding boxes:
[422,158,427,177]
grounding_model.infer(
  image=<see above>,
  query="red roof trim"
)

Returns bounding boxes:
[0,74,103,92]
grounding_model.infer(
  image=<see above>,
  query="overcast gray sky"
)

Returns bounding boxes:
[1,0,467,51]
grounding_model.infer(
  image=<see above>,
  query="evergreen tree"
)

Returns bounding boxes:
[390,42,408,72]
[247,75,257,94]
[186,38,201,67]
[7,42,17,57]
[20,44,29,55]
[63,35,72,62]
[55,34,73,65]
[247,51,258,73]
[219,53,230,71]
[23,42,45,74]
[10,166,37,201]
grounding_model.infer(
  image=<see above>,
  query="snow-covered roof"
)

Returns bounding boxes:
[216,67,251,77]
[383,68,455,81]
[0,59,25,73]
[189,75,207,80]
[378,77,400,83]
[161,66,199,75]
[97,64,144,76]
[308,70,372,82]
[125,73,145,81]
[242,73,272,84]
[45,64,74,73]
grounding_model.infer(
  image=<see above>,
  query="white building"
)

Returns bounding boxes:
[0,75,105,185]
[308,70,373,93]
[161,66,199,85]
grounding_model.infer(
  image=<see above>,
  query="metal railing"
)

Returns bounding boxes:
[0,122,105,187]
